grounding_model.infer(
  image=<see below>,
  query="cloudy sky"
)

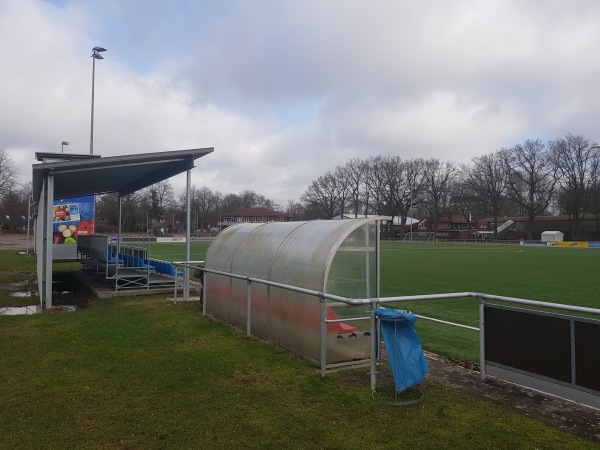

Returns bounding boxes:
[2,0,600,205]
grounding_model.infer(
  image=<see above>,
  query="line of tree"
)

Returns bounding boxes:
[300,134,600,240]
[2,133,599,240]
[0,149,28,231]
[94,184,283,234]
[0,148,287,234]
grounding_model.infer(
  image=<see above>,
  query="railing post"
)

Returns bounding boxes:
[202,270,207,317]
[320,294,327,377]
[246,278,252,336]
[370,300,378,392]
[479,296,486,380]
[173,265,178,304]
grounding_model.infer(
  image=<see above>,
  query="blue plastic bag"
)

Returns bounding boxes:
[374,308,430,393]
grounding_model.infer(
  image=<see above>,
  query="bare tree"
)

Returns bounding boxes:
[365,155,404,238]
[0,185,29,231]
[0,149,17,200]
[451,166,485,222]
[285,200,305,220]
[548,134,600,239]
[501,139,558,239]
[344,158,368,217]
[153,180,174,207]
[333,165,352,218]
[195,186,214,230]
[300,171,344,219]
[239,190,271,209]
[464,152,508,240]
[392,158,427,237]
[220,193,243,213]
[422,159,457,228]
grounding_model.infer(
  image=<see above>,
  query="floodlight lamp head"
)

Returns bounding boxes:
[93,47,107,53]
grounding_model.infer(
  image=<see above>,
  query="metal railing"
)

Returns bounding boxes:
[172,261,600,392]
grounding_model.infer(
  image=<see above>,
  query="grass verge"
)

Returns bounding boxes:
[0,250,598,448]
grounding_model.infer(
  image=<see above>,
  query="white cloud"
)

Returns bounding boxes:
[1,0,600,205]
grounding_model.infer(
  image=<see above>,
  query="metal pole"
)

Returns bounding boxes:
[373,220,381,391]
[202,270,207,316]
[479,297,486,380]
[184,169,191,301]
[173,267,178,303]
[44,175,54,309]
[90,55,96,155]
[320,296,327,377]
[90,47,106,155]
[26,194,31,255]
[246,279,252,336]
[376,220,381,298]
[410,192,413,242]
[370,301,378,391]
[117,196,122,259]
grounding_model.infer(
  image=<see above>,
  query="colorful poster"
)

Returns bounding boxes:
[52,195,95,245]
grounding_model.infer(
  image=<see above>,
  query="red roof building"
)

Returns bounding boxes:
[218,206,293,230]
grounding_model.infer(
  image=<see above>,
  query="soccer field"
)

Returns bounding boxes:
[381,242,600,307]
[150,240,600,307]
[143,241,211,262]
[148,240,600,361]
[380,242,600,361]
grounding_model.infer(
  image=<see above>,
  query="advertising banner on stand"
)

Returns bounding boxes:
[52,195,95,259]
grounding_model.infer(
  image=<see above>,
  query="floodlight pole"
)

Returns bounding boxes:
[90,46,107,155]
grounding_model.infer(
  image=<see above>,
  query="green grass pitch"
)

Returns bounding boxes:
[148,240,600,361]
[380,242,600,361]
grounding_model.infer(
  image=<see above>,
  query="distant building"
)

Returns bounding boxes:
[479,215,600,241]
[218,205,293,230]
[414,214,478,240]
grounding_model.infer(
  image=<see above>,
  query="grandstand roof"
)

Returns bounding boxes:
[32,148,213,202]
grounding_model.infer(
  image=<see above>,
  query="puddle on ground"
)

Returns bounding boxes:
[8,291,36,297]
[11,280,37,287]
[0,305,78,316]
[8,290,72,297]
[53,305,77,312]
[0,305,41,315]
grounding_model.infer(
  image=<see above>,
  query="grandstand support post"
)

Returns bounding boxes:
[320,295,327,377]
[43,175,54,309]
[184,169,191,301]
[117,196,122,258]
[479,296,486,380]
[246,278,252,336]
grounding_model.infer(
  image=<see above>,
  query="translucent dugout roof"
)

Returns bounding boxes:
[204,217,387,365]
[205,218,385,295]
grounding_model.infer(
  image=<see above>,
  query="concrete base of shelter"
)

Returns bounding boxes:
[74,269,201,299]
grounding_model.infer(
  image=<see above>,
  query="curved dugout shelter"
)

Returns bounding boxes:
[205,217,386,366]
